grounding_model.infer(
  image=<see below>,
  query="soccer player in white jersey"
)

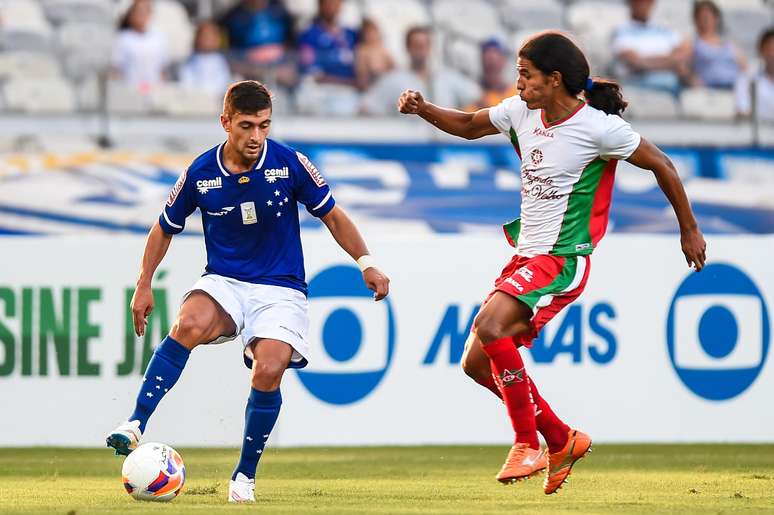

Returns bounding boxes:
[106,80,390,502]
[399,31,706,493]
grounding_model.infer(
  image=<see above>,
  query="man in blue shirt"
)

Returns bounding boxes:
[106,80,389,502]
[298,0,358,84]
[219,0,297,88]
[294,0,361,116]
[611,0,690,95]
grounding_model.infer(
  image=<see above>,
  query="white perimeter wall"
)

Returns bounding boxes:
[0,234,772,446]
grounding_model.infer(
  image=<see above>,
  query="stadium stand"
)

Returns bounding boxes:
[680,87,737,120]
[0,0,770,121]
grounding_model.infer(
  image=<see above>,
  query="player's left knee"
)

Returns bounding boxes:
[251,360,285,391]
[474,315,507,344]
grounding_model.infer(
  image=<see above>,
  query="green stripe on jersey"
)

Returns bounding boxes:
[509,127,521,157]
[518,257,578,310]
[551,157,608,256]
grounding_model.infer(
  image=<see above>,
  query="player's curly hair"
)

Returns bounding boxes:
[519,31,628,117]
[223,80,272,117]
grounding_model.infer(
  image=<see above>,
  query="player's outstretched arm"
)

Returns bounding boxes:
[627,137,707,271]
[132,221,174,336]
[320,206,390,301]
[397,90,499,140]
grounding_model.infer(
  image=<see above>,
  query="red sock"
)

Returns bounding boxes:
[475,373,503,400]
[482,338,539,449]
[527,376,570,453]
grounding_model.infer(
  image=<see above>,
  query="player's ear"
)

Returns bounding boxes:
[220,113,230,132]
[550,71,562,88]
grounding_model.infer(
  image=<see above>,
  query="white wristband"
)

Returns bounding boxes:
[356,255,377,272]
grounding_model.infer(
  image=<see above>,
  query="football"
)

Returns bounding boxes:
[121,442,185,501]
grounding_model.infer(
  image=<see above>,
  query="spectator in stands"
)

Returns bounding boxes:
[688,0,746,89]
[361,26,480,116]
[354,19,395,91]
[611,0,690,95]
[736,27,774,122]
[295,0,360,115]
[219,0,296,88]
[465,38,517,111]
[298,0,357,85]
[179,21,233,97]
[112,0,169,93]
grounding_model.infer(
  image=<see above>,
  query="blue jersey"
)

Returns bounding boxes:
[298,22,357,79]
[159,139,335,294]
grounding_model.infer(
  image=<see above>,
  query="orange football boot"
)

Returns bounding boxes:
[544,429,592,494]
[496,443,547,484]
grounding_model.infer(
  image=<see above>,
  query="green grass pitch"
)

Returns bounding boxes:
[1,445,773,514]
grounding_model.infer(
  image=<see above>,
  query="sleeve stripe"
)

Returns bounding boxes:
[311,191,333,212]
[163,209,183,229]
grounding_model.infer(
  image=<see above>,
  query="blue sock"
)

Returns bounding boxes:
[232,388,282,481]
[129,336,190,433]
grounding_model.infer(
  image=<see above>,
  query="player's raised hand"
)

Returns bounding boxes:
[398,90,425,114]
[363,267,390,301]
[681,226,707,272]
[131,284,155,336]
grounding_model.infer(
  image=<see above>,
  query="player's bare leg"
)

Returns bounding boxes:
[229,338,292,503]
[249,338,293,391]
[461,333,502,399]
[106,292,235,455]
[169,291,237,350]
[474,292,534,344]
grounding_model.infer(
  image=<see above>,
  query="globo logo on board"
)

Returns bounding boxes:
[667,263,770,400]
[297,265,396,405]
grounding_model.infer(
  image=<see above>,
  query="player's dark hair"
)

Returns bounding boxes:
[759,26,774,51]
[223,80,272,117]
[519,31,628,117]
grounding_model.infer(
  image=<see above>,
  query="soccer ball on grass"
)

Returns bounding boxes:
[121,442,185,501]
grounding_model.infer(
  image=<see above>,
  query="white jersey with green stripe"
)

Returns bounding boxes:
[489,95,641,257]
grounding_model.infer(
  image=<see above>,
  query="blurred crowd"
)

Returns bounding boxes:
[0,0,773,120]
[109,0,487,115]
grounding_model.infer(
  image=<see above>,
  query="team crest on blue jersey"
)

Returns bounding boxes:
[264,167,289,183]
[196,177,222,194]
[240,201,258,224]
[238,176,250,184]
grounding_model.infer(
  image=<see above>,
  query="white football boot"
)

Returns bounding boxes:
[228,472,256,502]
[105,420,142,456]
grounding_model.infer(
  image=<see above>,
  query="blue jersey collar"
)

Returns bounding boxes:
[216,140,269,176]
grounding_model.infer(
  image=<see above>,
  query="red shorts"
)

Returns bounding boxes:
[484,254,591,347]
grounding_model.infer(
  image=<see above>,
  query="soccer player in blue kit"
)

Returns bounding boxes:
[106,80,390,502]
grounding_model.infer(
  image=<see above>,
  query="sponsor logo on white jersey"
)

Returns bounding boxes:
[264,167,289,183]
[522,170,565,201]
[532,126,554,138]
[196,177,222,194]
